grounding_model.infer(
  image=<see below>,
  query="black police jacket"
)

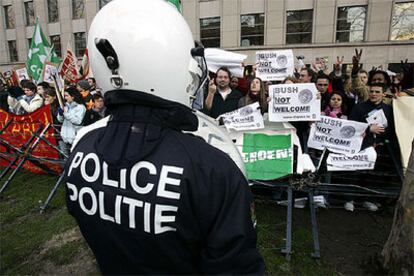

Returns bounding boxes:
[65,90,264,275]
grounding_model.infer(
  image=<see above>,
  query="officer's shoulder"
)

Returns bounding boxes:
[71,116,110,151]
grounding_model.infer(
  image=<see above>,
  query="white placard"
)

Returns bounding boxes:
[43,63,59,84]
[218,102,264,131]
[308,116,368,154]
[14,67,30,82]
[366,109,388,128]
[327,147,377,171]
[268,83,321,122]
[255,50,294,81]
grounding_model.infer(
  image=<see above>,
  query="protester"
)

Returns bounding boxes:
[87,77,98,94]
[43,87,60,125]
[238,77,268,113]
[349,83,395,149]
[315,73,331,110]
[91,94,106,118]
[299,67,315,83]
[82,94,105,126]
[0,79,9,112]
[7,81,43,115]
[57,87,86,157]
[64,0,264,274]
[322,91,348,119]
[282,76,299,84]
[368,70,393,105]
[37,82,50,99]
[203,67,243,118]
[76,79,94,109]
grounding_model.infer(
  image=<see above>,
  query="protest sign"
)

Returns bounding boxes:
[218,102,264,131]
[0,105,62,174]
[242,133,293,180]
[308,116,368,154]
[255,50,294,81]
[268,83,320,122]
[14,66,30,82]
[366,109,388,127]
[42,62,59,84]
[327,147,377,171]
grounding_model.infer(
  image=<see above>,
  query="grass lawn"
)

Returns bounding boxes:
[0,170,339,274]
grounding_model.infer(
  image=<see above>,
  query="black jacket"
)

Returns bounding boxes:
[349,100,395,148]
[65,90,264,275]
[203,89,242,119]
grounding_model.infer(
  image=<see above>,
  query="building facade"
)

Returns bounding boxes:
[1,0,413,73]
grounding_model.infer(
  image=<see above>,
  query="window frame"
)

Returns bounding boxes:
[200,16,221,48]
[72,0,85,20]
[240,13,265,47]
[335,5,367,43]
[8,40,18,62]
[24,1,36,26]
[47,0,59,23]
[4,5,15,29]
[74,32,86,57]
[390,1,414,41]
[285,9,314,44]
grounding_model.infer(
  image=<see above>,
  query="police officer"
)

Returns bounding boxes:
[65,0,264,274]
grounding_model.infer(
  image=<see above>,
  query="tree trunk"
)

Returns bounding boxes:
[382,140,414,275]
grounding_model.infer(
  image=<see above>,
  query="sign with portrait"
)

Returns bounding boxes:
[327,147,377,171]
[308,116,368,154]
[218,102,264,131]
[268,83,320,122]
[255,50,294,81]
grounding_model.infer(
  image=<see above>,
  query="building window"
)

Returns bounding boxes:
[391,1,414,40]
[74,32,86,56]
[4,5,15,29]
[24,1,36,26]
[50,35,62,57]
[240,13,265,46]
[8,41,18,62]
[99,0,112,9]
[47,0,59,23]
[336,6,367,42]
[286,10,313,44]
[200,17,220,47]
[72,0,84,19]
[28,38,32,49]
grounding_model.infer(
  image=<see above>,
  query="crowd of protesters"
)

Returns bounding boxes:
[0,48,412,211]
[0,77,107,157]
[201,49,413,211]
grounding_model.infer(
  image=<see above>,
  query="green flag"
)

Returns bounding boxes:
[27,19,60,82]
[167,0,182,13]
[242,133,293,180]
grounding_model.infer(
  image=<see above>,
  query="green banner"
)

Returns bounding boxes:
[27,19,60,82]
[242,133,293,180]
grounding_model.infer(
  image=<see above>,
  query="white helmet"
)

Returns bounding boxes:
[87,0,206,108]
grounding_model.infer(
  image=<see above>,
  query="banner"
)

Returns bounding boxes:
[327,147,377,171]
[268,83,320,122]
[27,19,60,82]
[393,96,414,172]
[205,48,247,78]
[59,42,79,84]
[241,133,293,180]
[308,116,368,154]
[218,102,264,131]
[0,105,62,174]
[255,50,294,81]
[42,62,59,84]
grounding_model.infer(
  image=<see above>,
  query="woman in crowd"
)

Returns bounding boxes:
[238,77,268,113]
[57,87,86,157]
[36,82,50,99]
[7,81,43,115]
[322,91,348,119]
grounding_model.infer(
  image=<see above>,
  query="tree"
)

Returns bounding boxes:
[382,140,414,275]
